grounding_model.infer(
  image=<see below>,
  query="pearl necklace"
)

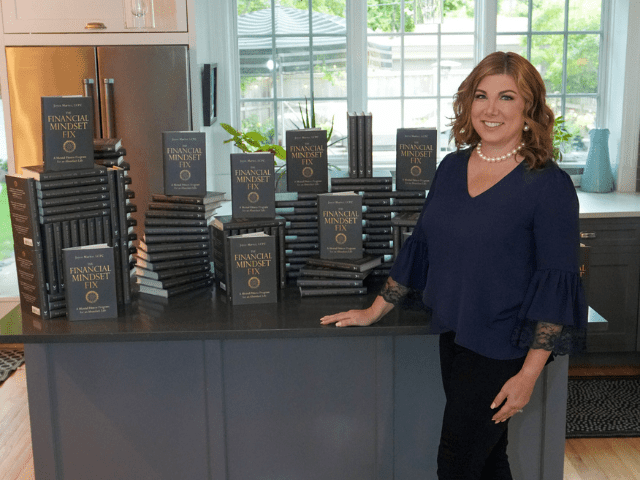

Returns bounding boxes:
[476,142,524,163]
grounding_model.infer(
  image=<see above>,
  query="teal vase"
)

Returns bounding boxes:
[581,128,615,193]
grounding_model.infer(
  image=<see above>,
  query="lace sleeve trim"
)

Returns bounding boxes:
[379,277,428,311]
[511,319,586,356]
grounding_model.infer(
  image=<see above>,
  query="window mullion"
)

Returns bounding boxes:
[346,0,367,112]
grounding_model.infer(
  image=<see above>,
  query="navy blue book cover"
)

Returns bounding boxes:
[162,131,207,196]
[230,152,275,219]
[395,128,437,191]
[41,96,94,172]
[285,129,328,193]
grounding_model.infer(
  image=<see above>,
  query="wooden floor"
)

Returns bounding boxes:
[0,359,639,479]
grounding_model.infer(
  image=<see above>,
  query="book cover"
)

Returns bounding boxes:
[63,244,118,321]
[395,128,437,191]
[318,192,363,260]
[285,129,328,193]
[5,175,43,250]
[41,96,94,172]
[230,152,275,219]
[162,131,207,196]
[229,233,277,305]
[14,243,50,319]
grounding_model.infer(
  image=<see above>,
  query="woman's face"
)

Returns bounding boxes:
[470,74,526,151]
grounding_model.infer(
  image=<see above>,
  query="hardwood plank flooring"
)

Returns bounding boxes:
[0,355,638,480]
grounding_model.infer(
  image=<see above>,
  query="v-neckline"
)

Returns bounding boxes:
[465,152,524,199]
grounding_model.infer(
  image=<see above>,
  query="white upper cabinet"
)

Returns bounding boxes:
[1,0,187,33]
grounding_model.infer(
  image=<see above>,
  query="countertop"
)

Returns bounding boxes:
[577,190,640,218]
[0,280,431,344]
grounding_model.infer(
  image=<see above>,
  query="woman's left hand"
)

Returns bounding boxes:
[490,370,538,423]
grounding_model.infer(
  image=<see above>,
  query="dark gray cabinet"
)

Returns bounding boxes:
[579,217,640,352]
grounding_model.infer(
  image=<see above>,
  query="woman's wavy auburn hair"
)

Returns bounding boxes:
[449,51,555,169]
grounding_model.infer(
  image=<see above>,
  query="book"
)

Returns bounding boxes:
[296,277,364,288]
[135,248,210,263]
[137,240,210,254]
[38,191,110,208]
[135,270,212,290]
[357,113,365,177]
[330,184,392,192]
[93,137,122,153]
[228,233,277,305]
[144,217,207,227]
[306,255,383,272]
[135,264,211,281]
[395,128,437,191]
[22,164,106,182]
[299,286,367,297]
[151,191,225,205]
[137,277,214,298]
[134,254,210,271]
[347,111,358,177]
[230,152,275,219]
[14,242,50,319]
[5,175,43,250]
[62,244,118,321]
[364,112,373,177]
[41,96,94,171]
[299,265,371,280]
[285,128,328,193]
[35,183,109,199]
[331,176,392,185]
[162,131,207,196]
[35,175,108,191]
[317,192,363,260]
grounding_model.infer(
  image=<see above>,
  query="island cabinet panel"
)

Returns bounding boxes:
[23,336,567,480]
[579,217,640,352]
[0,0,187,33]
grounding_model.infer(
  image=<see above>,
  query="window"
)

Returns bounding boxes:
[237,0,605,170]
[497,0,604,163]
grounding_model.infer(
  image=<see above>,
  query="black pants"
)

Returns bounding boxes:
[437,331,526,480]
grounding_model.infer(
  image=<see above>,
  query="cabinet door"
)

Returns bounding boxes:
[1,0,186,33]
[580,217,640,352]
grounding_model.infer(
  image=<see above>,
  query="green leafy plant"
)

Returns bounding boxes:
[220,123,286,160]
[553,116,573,161]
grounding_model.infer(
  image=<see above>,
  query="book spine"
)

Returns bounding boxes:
[5,175,43,250]
[139,240,210,254]
[296,278,364,287]
[364,113,373,177]
[331,177,392,185]
[347,112,358,178]
[78,219,88,245]
[38,200,111,217]
[38,191,110,207]
[299,267,367,280]
[135,255,210,271]
[61,221,72,249]
[139,248,210,263]
[14,243,50,319]
[40,208,111,224]
[29,167,106,182]
[143,226,209,235]
[36,176,108,190]
[144,217,207,227]
[87,217,96,245]
[52,222,65,291]
[36,183,110,200]
[357,114,365,177]
[299,287,367,297]
[148,202,205,212]
[331,184,392,192]
[43,223,58,294]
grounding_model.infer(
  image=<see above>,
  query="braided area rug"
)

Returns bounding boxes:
[0,347,24,384]
[566,377,640,438]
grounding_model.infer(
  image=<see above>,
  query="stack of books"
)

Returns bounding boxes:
[133,192,224,298]
[210,215,286,295]
[329,170,426,277]
[275,192,319,280]
[346,112,373,178]
[391,212,420,258]
[7,162,135,318]
[93,138,127,168]
[297,255,383,297]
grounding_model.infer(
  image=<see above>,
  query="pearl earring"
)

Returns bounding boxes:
[523,124,530,131]
[460,128,465,133]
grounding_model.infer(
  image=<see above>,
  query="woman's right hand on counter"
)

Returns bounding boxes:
[320,293,396,327]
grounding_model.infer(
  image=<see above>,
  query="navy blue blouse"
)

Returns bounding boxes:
[388,148,588,360]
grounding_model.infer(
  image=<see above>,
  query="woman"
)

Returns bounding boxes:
[320,51,587,479]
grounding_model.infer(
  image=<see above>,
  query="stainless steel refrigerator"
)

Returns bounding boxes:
[5,45,192,231]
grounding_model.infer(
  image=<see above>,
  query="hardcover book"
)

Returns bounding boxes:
[14,242,49,319]
[5,175,42,250]
[318,192,363,260]
[285,129,328,193]
[63,244,118,321]
[228,233,277,305]
[306,255,383,272]
[22,164,106,182]
[395,128,437,191]
[151,191,225,205]
[162,131,207,196]
[230,152,275,219]
[41,96,94,171]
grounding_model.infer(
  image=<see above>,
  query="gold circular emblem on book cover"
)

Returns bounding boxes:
[248,192,260,203]
[335,233,347,244]
[248,277,260,289]
[180,169,191,181]
[63,140,77,153]
[410,165,422,177]
[85,291,99,304]
[302,167,314,178]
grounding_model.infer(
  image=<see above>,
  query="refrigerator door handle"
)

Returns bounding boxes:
[83,78,100,138]
[103,78,116,139]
